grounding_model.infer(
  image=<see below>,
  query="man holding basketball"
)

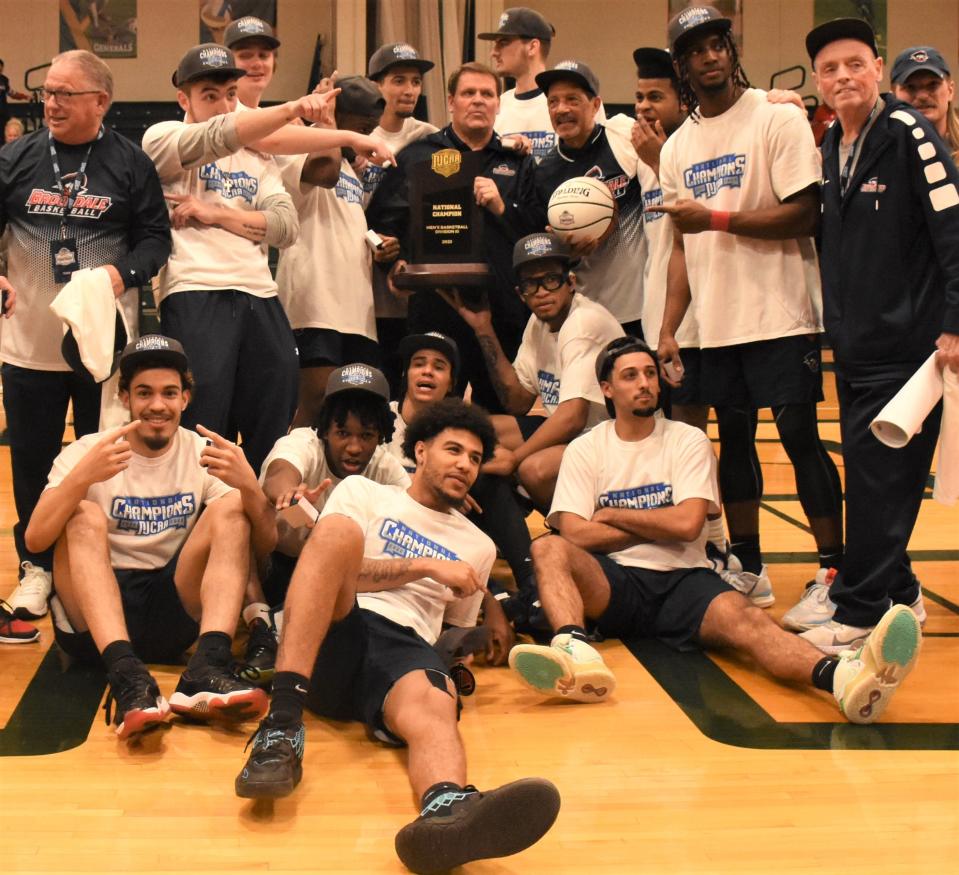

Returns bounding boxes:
[653,6,844,605]
[535,60,647,336]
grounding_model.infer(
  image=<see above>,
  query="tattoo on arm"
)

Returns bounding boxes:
[359,557,414,585]
[477,335,511,408]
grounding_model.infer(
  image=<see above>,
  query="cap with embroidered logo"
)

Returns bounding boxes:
[173,43,245,88]
[325,363,391,401]
[368,43,435,79]
[224,16,280,50]
[668,5,732,56]
[512,232,572,272]
[119,334,189,381]
[478,7,554,41]
[891,46,950,84]
[535,60,600,97]
[398,332,460,378]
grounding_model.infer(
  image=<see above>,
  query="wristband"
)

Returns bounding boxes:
[709,210,731,232]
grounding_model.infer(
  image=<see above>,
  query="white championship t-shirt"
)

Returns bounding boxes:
[547,418,721,571]
[658,89,823,348]
[142,120,288,303]
[638,158,699,350]
[320,476,495,645]
[45,427,234,570]
[512,294,624,427]
[276,156,376,339]
[260,426,410,513]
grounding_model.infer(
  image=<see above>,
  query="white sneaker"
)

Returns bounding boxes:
[782,568,837,631]
[508,633,615,703]
[833,604,922,724]
[908,590,927,626]
[801,617,873,656]
[7,561,52,619]
[721,565,775,607]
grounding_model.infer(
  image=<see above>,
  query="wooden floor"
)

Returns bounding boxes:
[3,363,958,874]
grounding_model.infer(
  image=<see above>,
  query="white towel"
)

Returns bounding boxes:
[49,267,118,383]
[933,367,959,506]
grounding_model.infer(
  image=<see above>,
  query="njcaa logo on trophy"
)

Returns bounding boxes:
[431,149,462,178]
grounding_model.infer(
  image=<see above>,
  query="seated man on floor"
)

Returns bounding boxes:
[440,232,623,513]
[508,337,921,725]
[25,335,276,740]
[235,364,410,684]
[234,398,560,874]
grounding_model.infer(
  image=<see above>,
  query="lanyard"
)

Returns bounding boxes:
[48,126,103,237]
[839,102,878,196]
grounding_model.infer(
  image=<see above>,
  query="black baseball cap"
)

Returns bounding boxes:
[173,43,246,88]
[805,18,878,65]
[325,363,391,401]
[119,334,189,382]
[512,232,572,272]
[478,7,554,41]
[594,335,657,383]
[62,311,128,384]
[368,43,435,79]
[891,46,950,84]
[224,16,280,50]
[336,76,386,118]
[667,5,731,56]
[536,60,600,97]
[399,332,460,376]
[633,47,675,77]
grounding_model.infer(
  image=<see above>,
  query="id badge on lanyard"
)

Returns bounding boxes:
[48,127,102,283]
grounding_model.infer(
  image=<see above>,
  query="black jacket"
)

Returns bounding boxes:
[819,94,959,379]
[366,125,542,328]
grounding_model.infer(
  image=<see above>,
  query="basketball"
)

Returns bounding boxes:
[547,176,616,242]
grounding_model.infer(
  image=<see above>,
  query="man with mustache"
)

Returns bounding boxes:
[890,45,958,162]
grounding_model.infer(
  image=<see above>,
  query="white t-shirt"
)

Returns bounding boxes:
[142,120,288,303]
[658,89,823,348]
[276,156,376,339]
[547,418,720,571]
[45,427,233,570]
[260,426,411,513]
[321,476,495,645]
[512,294,624,427]
[638,157,699,349]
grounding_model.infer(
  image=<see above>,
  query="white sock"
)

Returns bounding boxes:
[243,602,271,628]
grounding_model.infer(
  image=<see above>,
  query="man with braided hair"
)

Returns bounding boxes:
[652,6,844,606]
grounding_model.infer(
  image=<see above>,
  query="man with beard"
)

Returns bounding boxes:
[508,337,923,730]
[24,335,276,742]
[234,398,561,873]
[653,6,843,607]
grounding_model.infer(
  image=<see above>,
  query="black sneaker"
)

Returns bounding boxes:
[169,663,269,722]
[235,718,306,799]
[394,777,561,874]
[103,666,170,740]
[235,616,278,687]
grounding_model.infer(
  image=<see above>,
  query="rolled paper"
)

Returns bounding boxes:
[870,354,943,448]
[933,365,959,506]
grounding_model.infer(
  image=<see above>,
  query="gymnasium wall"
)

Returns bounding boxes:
[0,0,956,108]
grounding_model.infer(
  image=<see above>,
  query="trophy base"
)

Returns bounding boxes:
[392,263,491,290]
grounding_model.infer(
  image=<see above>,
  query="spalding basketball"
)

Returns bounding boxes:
[547,176,616,242]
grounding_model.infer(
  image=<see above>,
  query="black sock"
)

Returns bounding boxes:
[420,781,469,816]
[557,624,589,643]
[811,657,838,692]
[269,671,310,727]
[102,639,142,677]
[817,547,843,570]
[188,630,232,670]
[730,535,762,574]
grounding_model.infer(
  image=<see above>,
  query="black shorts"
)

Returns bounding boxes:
[620,318,644,341]
[592,554,734,652]
[51,555,199,665]
[700,334,824,408]
[516,414,548,442]
[294,327,382,370]
[667,347,705,407]
[306,606,451,741]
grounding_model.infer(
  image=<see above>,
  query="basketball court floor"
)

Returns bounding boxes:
[2,357,957,873]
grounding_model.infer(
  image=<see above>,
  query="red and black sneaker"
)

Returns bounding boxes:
[103,668,170,740]
[170,664,268,723]
[0,599,39,644]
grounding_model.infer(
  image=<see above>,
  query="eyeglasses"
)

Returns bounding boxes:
[41,88,102,103]
[518,272,569,299]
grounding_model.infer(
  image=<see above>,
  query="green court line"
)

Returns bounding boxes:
[623,637,959,750]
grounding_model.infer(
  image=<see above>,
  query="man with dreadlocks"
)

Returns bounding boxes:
[651,6,844,608]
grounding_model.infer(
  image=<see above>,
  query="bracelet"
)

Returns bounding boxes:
[709,210,731,232]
